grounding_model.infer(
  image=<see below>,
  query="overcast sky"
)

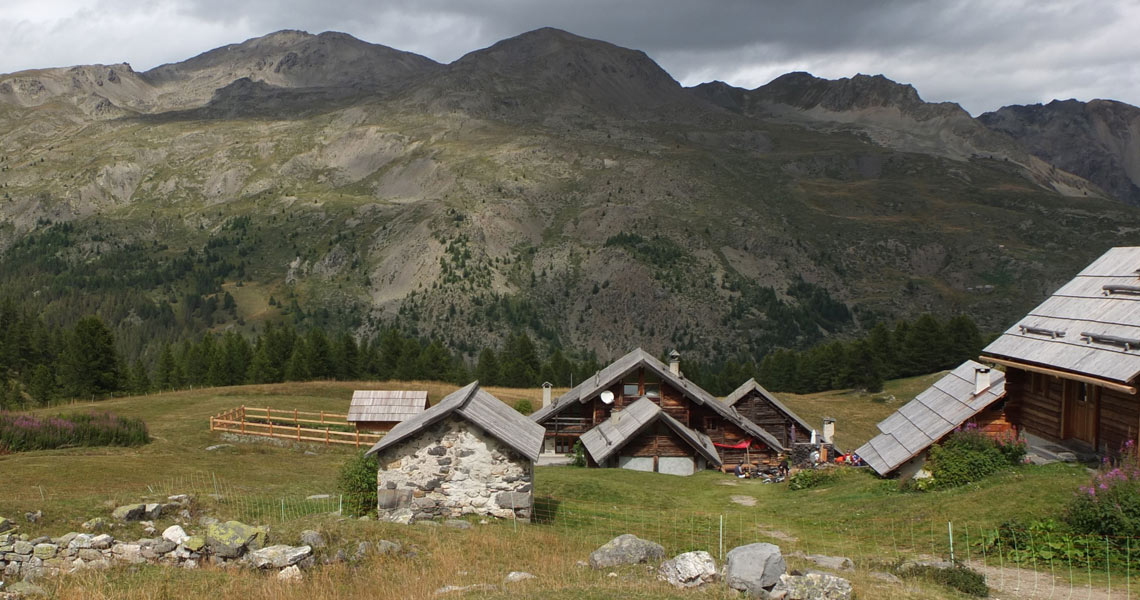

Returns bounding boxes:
[2,0,1137,115]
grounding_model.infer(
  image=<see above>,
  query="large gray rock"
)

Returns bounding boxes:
[246,544,312,569]
[163,525,189,545]
[205,521,267,558]
[658,550,717,588]
[4,581,48,597]
[32,543,57,559]
[725,542,787,595]
[68,534,94,550]
[13,540,34,555]
[803,554,854,572]
[770,572,853,600]
[112,504,146,521]
[299,530,326,548]
[588,534,665,569]
[143,503,163,520]
[90,534,113,550]
[0,516,12,533]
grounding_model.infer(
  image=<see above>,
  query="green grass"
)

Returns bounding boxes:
[0,378,1118,599]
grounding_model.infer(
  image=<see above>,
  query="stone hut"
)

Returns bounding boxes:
[364,381,544,523]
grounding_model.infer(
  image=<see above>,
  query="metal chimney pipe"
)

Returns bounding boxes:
[975,368,992,396]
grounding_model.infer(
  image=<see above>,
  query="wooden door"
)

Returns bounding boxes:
[1063,381,1098,445]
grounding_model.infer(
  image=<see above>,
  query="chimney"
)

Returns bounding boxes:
[669,350,681,376]
[822,417,836,444]
[542,382,552,406]
[975,367,992,395]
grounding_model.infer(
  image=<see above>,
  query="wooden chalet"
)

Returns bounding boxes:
[855,360,1008,477]
[580,397,721,475]
[983,247,1140,456]
[723,378,814,447]
[347,390,429,433]
[531,348,784,469]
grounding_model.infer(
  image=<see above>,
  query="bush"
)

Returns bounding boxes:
[571,440,586,467]
[787,468,835,491]
[513,399,533,415]
[897,563,988,597]
[337,451,378,517]
[0,411,149,452]
[925,428,1010,490]
[1065,440,1140,537]
[994,429,1027,465]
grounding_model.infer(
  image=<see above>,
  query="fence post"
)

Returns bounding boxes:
[297,422,301,442]
[356,430,360,448]
[294,408,298,424]
[948,521,954,563]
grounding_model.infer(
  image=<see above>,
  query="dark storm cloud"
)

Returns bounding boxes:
[2,0,1138,114]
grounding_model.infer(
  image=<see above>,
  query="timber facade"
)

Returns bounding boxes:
[531,348,784,472]
[982,247,1140,457]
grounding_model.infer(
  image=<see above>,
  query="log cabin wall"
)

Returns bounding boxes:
[1099,387,1140,453]
[621,423,691,458]
[732,391,811,446]
[690,403,779,467]
[1005,368,1063,440]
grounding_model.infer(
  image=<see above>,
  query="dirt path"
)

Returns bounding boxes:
[967,560,1126,600]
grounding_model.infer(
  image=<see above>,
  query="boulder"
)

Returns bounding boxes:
[299,530,326,548]
[163,525,190,545]
[658,550,717,588]
[183,535,206,552]
[803,554,854,572]
[111,543,144,564]
[725,542,787,595]
[4,581,48,597]
[206,521,267,558]
[32,543,57,559]
[13,540,34,555]
[81,517,109,531]
[24,510,42,523]
[375,539,401,555]
[0,516,11,533]
[246,545,312,569]
[588,534,665,569]
[869,571,901,584]
[90,534,113,550]
[112,504,146,521]
[77,548,103,562]
[504,571,536,583]
[770,572,853,600]
[67,534,94,550]
[143,504,163,520]
[277,564,303,582]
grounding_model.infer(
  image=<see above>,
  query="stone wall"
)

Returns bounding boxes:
[375,417,533,523]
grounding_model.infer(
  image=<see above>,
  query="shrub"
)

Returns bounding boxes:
[787,468,835,491]
[897,563,988,597]
[925,428,1008,489]
[0,411,149,452]
[1065,440,1140,537]
[337,451,378,517]
[571,440,587,467]
[994,429,1028,465]
[513,399,533,415]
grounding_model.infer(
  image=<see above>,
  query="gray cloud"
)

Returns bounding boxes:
[1,0,1137,114]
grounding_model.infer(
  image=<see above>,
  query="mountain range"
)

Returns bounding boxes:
[1,27,1139,364]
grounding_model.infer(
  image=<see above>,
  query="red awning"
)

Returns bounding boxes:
[713,439,763,449]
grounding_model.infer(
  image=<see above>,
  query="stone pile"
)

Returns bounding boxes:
[585,534,854,600]
[0,519,311,585]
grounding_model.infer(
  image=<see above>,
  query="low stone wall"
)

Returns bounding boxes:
[375,417,533,523]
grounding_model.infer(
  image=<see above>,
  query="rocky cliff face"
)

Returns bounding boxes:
[980,99,1140,206]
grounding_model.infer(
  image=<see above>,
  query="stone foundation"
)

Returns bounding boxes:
[375,418,533,523]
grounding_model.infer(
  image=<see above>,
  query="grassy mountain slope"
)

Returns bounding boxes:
[1,28,1139,366]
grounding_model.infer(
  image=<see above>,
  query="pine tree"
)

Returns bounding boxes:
[129,359,151,395]
[499,332,540,387]
[335,333,361,380]
[904,314,944,376]
[155,343,177,390]
[475,348,500,385]
[284,340,311,382]
[417,340,452,381]
[28,363,55,405]
[60,316,122,399]
[944,314,984,365]
[305,329,334,379]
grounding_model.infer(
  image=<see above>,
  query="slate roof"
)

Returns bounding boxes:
[723,378,815,436]
[531,348,784,450]
[580,397,722,466]
[854,361,1007,476]
[364,381,545,462]
[982,247,1140,384]
[347,390,429,423]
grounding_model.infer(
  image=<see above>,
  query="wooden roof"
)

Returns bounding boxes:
[983,247,1140,384]
[347,390,429,423]
[531,348,784,450]
[364,381,544,462]
[854,361,1007,476]
[723,378,815,435]
[579,397,722,466]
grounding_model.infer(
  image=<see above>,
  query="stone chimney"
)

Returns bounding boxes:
[669,350,681,376]
[822,417,836,444]
[975,367,992,395]
[542,382,552,406]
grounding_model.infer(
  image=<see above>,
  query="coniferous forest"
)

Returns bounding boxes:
[0,294,984,408]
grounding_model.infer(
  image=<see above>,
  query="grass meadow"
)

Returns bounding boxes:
[0,376,1120,599]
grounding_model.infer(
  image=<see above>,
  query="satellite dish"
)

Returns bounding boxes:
[600,391,615,405]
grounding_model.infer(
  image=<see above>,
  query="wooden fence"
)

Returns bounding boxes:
[209,406,383,448]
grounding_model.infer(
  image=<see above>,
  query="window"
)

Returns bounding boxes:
[703,416,719,431]
[623,383,639,396]
[555,436,576,454]
[643,383,661,398]
[1077,382,1088,404]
